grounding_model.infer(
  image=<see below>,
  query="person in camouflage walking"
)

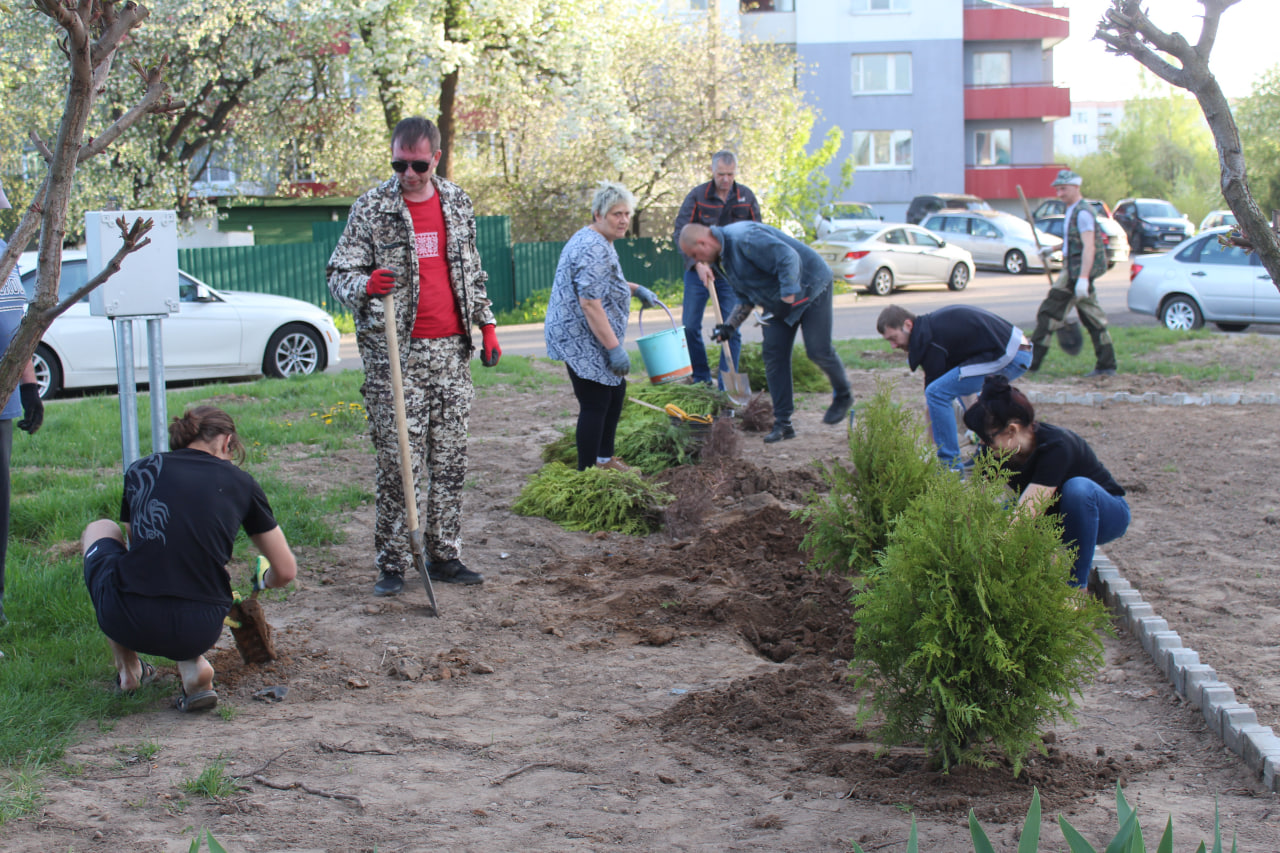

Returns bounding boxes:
[1027,169,1116,377]
[328,117,502,596]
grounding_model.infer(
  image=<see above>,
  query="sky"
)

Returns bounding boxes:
[1053,0,1280,102]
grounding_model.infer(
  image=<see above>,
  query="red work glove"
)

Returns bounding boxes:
[480,324,501,367]
[366,268,396,296]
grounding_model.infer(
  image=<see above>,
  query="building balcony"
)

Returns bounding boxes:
[966,164,1065,201]
[965,83,1071,121]
[963,3,1068,47]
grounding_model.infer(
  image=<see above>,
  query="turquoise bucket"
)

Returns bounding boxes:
[634,301,692,385]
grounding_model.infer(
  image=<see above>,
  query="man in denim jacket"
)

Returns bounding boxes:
[679,222,852,443]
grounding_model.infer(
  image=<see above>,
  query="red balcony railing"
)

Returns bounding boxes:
[966,164,1065,200]
[965,83,1071,121]
[964,4,1068,45]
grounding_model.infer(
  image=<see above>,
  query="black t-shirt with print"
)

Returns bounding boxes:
[118,448,277,606]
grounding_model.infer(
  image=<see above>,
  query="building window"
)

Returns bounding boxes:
[1075,111,1088,123]
[852,130,913,169]
[850,0,909,11]
[975,129,1011,166]
[1072,134,1088,145]
[972,52,1011,86]
[851,53,912,95]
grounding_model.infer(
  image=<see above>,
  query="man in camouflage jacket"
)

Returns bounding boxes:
[328,117,500,596]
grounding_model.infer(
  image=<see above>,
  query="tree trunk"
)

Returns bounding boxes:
[438,68,458,180]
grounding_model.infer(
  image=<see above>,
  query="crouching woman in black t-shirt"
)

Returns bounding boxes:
[963,376,1130,589]
[81,406,298,712]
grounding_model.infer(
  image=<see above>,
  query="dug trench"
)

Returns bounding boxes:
[5,355,1280,852]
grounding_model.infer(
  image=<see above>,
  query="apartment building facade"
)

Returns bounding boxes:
[743,0,1070,219]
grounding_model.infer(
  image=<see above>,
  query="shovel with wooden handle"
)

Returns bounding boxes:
[704,276,752,407]
[381,292,439,616]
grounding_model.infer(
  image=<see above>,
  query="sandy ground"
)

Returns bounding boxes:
[3,335,1280,852]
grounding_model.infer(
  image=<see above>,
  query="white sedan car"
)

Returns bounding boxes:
[811,223,976,296]
[18,253,342,398]
[1127,227,1278,331]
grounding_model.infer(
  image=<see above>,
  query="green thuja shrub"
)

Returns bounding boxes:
[797,380,938,579]
[733,341,829,392]
[851,453,1111,774]
[851,784,1241,853]
[513,462,673,535]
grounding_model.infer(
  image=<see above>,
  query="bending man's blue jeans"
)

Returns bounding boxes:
[760,284,850,424]
[681,267,741,387]
[1059,477,1130,588]
[924,348,1032,467]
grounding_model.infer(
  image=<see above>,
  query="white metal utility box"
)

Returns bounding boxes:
[85,210,180,317]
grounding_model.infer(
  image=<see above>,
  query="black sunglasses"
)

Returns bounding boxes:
[391,159,433,174]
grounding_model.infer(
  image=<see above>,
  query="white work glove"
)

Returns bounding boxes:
[1074,277,1090,301]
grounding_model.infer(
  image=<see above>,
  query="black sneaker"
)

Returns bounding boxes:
[763,423,796,443]
[429,559,484,585]
[822,393,854,425]
[373,571,404,597]
[1085,367,1117,377]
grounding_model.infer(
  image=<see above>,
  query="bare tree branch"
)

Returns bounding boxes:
[1095,0,1280,291]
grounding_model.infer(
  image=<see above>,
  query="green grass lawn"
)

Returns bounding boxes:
[0,356,551,823]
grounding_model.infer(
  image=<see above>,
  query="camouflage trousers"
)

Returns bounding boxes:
[1029,266,1115,369]
[361,335,473,575]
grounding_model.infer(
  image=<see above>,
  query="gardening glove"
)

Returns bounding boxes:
[606,344,631,377]
[366,268,397,296]
[633,286,659,309]
[17,383,42,434]
[710,323,734,344]
[250,556,271,592]
[480,323,501,367]
[1073,277,1090,301]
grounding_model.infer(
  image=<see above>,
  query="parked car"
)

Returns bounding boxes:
[905,192,991,225]
[813,201,880,239]
[1126,227,1277,331]
[1034,214,1130,269]
[1031,197,1114,221]
[920,210,1061,275]
[810,223,975,296]
[17,252,343,399]
[1198,208,1237,232]
[1112,198,1195,253]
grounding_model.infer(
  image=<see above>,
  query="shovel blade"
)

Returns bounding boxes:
[409,528,439,616]
[723,370,752,407]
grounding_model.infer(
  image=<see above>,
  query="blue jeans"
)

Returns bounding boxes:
[1059,477,1130,588]
[924,348,1033,467]
[760,285,850,424]
[681,267,741,387]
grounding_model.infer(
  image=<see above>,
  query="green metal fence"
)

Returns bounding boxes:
[512,237,683,305]
[179,217,682,316]
[178,243,337,312]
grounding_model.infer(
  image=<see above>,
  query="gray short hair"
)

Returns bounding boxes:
[590,181,636,220]
[711,150,737,171]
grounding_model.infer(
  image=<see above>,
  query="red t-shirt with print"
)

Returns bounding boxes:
[407,193,464,339]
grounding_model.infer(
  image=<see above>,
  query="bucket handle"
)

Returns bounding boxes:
[636,299,677,338]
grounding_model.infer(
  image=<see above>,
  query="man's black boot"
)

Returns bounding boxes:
[429,559,484,585]
[763,422,796,443]
[374,571,404,596]
[822,393,854,425]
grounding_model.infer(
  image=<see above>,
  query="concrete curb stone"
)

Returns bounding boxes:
[1091,552,1279,792]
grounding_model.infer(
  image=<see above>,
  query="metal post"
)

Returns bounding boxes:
[114,318,140,469]
[146,317,168,453]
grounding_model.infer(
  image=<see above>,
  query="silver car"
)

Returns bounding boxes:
[1127,227,1278,331]
[814,201,880,239]
[921,210,1061,275]
[810,224,976,297]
